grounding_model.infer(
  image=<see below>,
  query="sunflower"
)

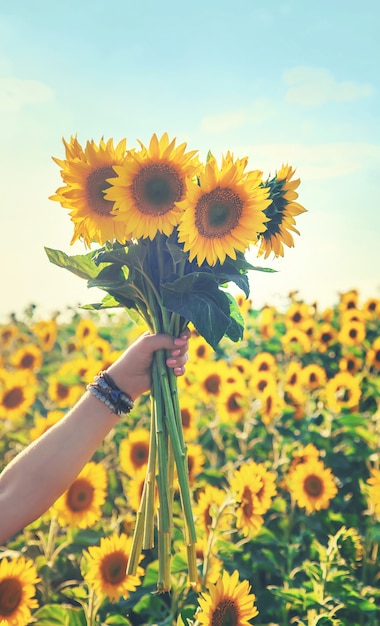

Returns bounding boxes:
[0,557,40,626]
[287,458,338,514]
[179,395,200,442]
[84,533,143,602]
[0,325,19,349]
[47,365,84,409]
[75,318,99,346]
[367,468,380,516]
[288,443,320,474]
[313,322,338,353]
[338,289,359,314]
[125,468,155,514]
[188,334,215,364]
[250,351,277,376]
[50,136,128,246]
[11,344,43,372]
[105,132,199,240]
[119,429,151,476]
[197,360,232,403]
[258,387,285,425]
[249,370,277,397]
[339,353,362,375]
[325,372,361,413]
[366,337,380,371]
[177,154,270,266]
[51,461,108,529]
[281,328,311,354]
[186,443,206,486]
[300,363,327,391]
[194,485,233,535]
[285,302,312,327]
[284,385,307,421]
[197,569,259,626]
[235,294,253,318]
[32,319,57,352]
[258,164,307,259]
[63,355,101,385]
[29,410,64,441]
[230,465,266,538]
[285,360,302,387]
[336,526,363,568]
[0,370,37,420]
[258,306,276,339]
[217,386,248,424]
[362,297,380,319]
[338,320,366,346]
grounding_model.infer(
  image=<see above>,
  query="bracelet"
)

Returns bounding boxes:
[87,371,134,416]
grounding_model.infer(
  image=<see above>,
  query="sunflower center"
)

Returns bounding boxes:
[227,393,241,412]
[264,395,273,413]
[204,374,222,395]
[3,387,24,409]
[86,166,116,216]
[131,443,149,468]
[0,578,22,616]
[57,383,70,400]
[195,187,243,238]
[241,485,253,517]
[67,478,94,511]
[181,408,191,428]
[304,474,323,497]
[20,353,35,368]
[101,552,128,585]
[258,379,268,392]
[212,598,239,626]
[132,163,183,215]
[321,332,332,343]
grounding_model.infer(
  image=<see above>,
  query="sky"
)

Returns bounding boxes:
[1,0,379,323]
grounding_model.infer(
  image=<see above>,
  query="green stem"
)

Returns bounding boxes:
[143,393,157,549]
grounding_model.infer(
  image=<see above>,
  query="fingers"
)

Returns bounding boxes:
[166,350,189,375]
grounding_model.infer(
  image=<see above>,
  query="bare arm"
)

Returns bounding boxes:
[0,331,189,544]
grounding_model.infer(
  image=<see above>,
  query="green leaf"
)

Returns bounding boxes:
[87,265,141,311]
[105,615,131,625]
[45,247,106,281]
[161,272,240,349]
[33,604,86,626]
[80,294,122,310]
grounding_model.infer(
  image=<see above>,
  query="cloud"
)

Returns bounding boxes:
[283,67,373,107]
[234,141,380,180]
[201,97,275,133]
[0,76,53,112]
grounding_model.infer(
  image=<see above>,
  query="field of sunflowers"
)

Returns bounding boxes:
[0,288,379,626]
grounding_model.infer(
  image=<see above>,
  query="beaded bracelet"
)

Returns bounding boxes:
[87,370,134,416]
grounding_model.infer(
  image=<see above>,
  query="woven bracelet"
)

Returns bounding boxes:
[87,370,134,416]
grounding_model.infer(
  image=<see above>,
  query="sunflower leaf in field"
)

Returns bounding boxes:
[104,615,131,625]
[32,604,86,626]
[44,247,105,280]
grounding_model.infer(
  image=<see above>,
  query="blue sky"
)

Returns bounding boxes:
[1,0,379,321]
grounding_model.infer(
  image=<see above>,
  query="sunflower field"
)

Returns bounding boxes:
[1,287,380,626]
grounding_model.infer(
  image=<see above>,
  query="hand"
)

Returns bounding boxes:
[107,329,190,401]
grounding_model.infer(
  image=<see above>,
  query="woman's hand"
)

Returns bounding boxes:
[107,329,190,401]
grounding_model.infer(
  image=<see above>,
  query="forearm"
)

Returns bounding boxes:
[0,392,119,544]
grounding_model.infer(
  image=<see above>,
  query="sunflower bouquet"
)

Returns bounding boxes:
[46,132,306,591]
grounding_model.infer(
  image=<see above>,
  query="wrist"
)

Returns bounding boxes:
[87,371,134,416]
